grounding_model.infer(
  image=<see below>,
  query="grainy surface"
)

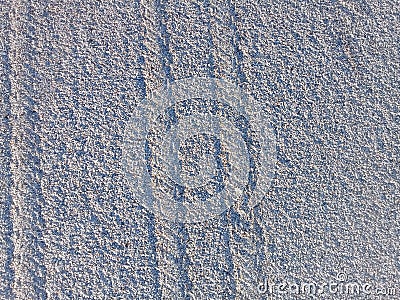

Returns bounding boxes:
[1,0,399,299]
